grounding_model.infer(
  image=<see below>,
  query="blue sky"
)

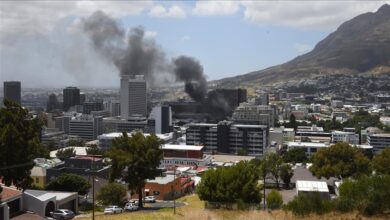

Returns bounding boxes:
[0,1,388,87]
[123,13,326,80]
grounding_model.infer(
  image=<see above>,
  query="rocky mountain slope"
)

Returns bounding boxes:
[215,4,390,87]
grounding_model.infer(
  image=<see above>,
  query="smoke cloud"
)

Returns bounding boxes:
[82,11,208,102]
[173,56,207,102]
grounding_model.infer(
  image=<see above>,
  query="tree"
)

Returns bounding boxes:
[336,175,390,215]
[285,192,333,216]
[372,148,390,175]
[266,190,283,210]
[97,183,127,206]
[280,164,294,188]
[46,173,90,195]
[283,148,308,164]
[86,145,104,156]
[288,114,297,130]
[267,153,283,189]
[197,161,262,206]
[107,132,163,208]
[56,148,76,160]
[0,100,43,190]
[309,142,371,179]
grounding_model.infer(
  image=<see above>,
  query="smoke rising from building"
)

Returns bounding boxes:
[173,56,207,102]
[82,11,208,103]
[82,11,234,120]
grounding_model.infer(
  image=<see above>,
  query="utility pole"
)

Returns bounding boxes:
[91,155,95,220]
[173,166,176,214]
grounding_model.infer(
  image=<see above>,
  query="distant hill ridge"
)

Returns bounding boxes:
[215,4,390,87]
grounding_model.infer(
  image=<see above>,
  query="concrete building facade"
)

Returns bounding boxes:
[3,81,21,105]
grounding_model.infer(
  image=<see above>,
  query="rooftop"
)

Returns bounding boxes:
[162,144,203,151]
[147,175,177,185]
[296,180,329,192]
[24,189,77,201]
[287,142,328,148]
[98,132,173,141]
[370,133,390,137]
[50,147,88,158]
[0,185,22,202]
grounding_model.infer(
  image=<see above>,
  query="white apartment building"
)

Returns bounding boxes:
[68,115,103,140]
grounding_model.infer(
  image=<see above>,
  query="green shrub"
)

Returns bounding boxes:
[97,182,128,206]
[285,192,333,216]
[266,190,283,210]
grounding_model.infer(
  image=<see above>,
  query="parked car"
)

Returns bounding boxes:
[124,202,139,211]
[144,196,156,203]
[104,205,123,214]
[129,199,140,205]
[50,209,75,220]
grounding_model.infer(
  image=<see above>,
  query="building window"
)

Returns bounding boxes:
[36,177,39,183]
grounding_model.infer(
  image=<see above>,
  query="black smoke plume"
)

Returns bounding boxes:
[173,56,207,102]
[82,11,168,85]
[82,11,231,120]
[82,11,207,102]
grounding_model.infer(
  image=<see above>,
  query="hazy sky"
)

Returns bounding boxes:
[0,1,389,88]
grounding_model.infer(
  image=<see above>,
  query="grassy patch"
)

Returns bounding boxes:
[76,195,389,220]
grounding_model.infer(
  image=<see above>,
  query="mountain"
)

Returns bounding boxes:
[215,4,390,87]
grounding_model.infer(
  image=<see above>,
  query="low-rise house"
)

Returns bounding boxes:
[46,156,110,181]
[0,186,23,219]
[23,190,78,218]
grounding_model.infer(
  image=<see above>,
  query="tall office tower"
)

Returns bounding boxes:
[120,75,147,119]
[3,81,21,105]
[46,93,58,112]
[150,105,172,134]
[63,87,80,111]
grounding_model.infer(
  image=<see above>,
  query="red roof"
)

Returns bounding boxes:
[183,180,194,188]
[196,166,208,173]
[0,185,22,202]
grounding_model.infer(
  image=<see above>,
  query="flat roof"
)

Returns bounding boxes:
[210,154,255,163]
[287,142,328,148]
[50,147,88,158]
[147,175,176,185]
[98,132,173,141]
[370,133,390,137]
[162,144,203,151]
[296,180,329,192]
[233,124,267,129]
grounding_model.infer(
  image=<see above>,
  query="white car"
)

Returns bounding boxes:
[144,196,156,203]
[104,205,123,214]
[124,202,139,211]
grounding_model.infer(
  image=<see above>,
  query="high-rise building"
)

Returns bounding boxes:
[3,81,21,105]
[46,93,59,112]
[63,87,80,111]
[149,105,172,134]
[120,75,147,119]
